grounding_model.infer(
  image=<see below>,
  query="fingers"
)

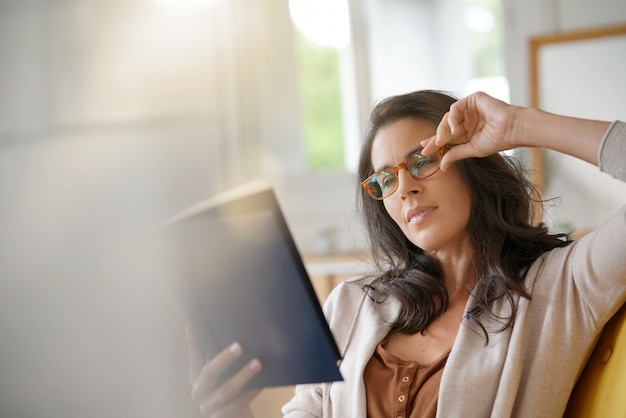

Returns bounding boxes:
[187,328,247,389]
[440,143,478,172]
[420,135,438,156]
[423,91,515,169]
[185,327,263,417]
[445,93,479,138]
[196,359,262,415]
[421,110,470,169]
[445,103,466,137]
[421,113,455,156]
[447,91,500,138]
[190,342,243,403]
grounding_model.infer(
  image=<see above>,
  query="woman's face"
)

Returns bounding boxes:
[371,117,472,258]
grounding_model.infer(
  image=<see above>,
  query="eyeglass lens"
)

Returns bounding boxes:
[364,151,439,199]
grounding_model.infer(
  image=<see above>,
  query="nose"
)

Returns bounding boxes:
[396,166,420,198]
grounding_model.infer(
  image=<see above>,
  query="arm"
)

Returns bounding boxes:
[421,91,612,171]
[425,91,626,322]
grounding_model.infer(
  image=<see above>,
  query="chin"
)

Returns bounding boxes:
[405,228,435,248]
[408,237,437,252]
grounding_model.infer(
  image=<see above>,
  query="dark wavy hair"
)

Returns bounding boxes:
[357,90,571,338]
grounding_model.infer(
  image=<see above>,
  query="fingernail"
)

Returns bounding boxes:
[229,342,242,355]
[249,359,262,371]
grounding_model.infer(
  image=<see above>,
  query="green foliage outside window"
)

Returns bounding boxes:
[293,31,345,171]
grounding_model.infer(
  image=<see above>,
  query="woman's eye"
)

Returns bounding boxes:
[379,173,396,189]
[410,155,433,170]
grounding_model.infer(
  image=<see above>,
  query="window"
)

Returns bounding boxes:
[289,0,351,171]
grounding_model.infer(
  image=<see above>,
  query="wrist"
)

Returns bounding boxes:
[505,105,531,148]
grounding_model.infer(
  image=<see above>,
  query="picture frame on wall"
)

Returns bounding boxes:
[528,24,626,235]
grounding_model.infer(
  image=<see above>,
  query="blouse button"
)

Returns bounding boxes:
[402,376,410,383]
[398,395,406,402]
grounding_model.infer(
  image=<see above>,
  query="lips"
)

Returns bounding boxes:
[406,206,436,224]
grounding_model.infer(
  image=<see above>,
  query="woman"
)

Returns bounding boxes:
[187,90,626,417]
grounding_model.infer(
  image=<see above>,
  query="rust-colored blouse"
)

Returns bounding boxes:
[363,337,450,418]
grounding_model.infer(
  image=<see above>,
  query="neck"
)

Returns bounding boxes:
[445,265,474,304]
[427,241,477,303]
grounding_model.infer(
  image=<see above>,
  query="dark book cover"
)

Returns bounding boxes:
[162,180,343,389]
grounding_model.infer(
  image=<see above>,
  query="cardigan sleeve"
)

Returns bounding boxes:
[598,120,626,181]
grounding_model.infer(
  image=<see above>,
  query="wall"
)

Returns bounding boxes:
[364,0,472,101]
[503,0,626,105]
[538,30,626,232]
[0,0,301,417]
[502,0,626,234]
[0,127,204,417]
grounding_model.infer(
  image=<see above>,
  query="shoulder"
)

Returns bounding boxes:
[530,206,626,276]
[322,276,376,318]
[526,205,626,325]
[322,275,401,337]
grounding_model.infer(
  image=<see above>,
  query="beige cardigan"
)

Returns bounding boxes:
[282,121,626,418]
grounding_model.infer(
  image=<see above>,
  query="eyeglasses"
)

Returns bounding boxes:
[361,146,450,200]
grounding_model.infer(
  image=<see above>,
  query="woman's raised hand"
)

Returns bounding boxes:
[423,90,609,167]
[186,326,262,418]
[421,91,521,170]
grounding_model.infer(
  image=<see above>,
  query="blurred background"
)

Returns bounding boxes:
[0,0,625,417]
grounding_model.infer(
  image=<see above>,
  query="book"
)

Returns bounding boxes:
[162,180,343,389]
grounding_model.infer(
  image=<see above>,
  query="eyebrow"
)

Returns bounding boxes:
[374,145,425,172]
